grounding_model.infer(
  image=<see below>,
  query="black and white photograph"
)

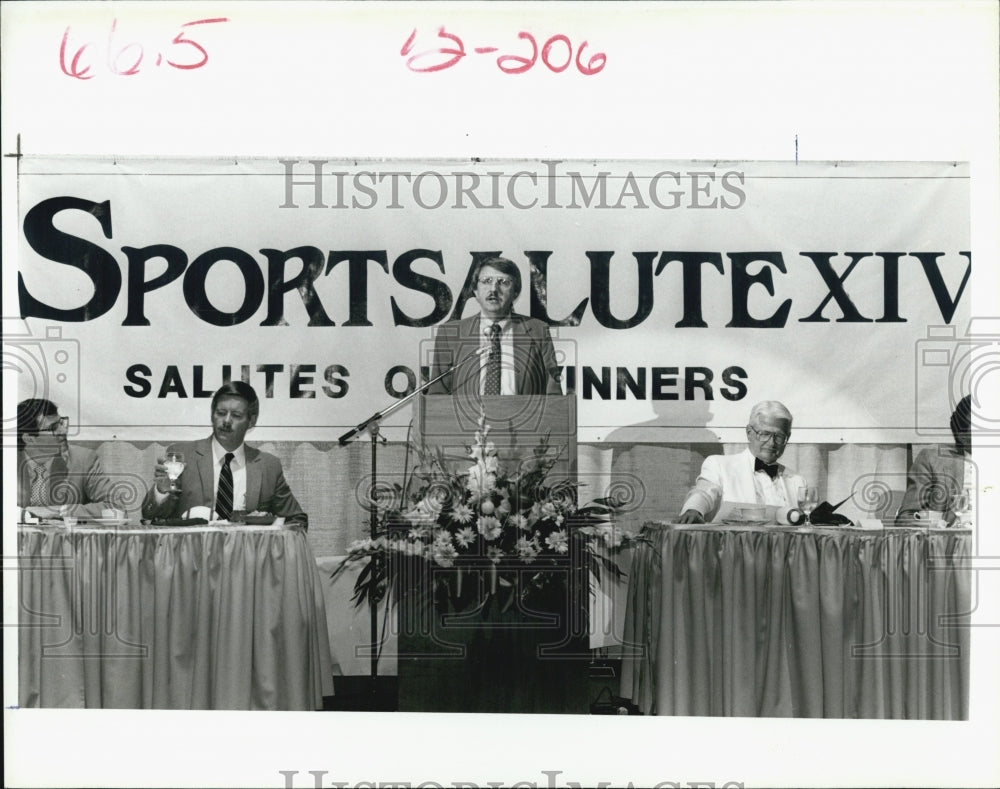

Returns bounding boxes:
[3,2,998,788]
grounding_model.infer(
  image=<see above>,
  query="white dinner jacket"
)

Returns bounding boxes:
[680,448,805,522]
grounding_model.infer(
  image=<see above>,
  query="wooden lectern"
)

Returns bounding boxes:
[417,393,577,477]
[397,393,588,714]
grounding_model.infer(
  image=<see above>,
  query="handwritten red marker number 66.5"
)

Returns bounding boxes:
[401,27,607,75]
[59,18,229,80]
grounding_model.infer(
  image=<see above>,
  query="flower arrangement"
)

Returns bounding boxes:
[334,418,634,613]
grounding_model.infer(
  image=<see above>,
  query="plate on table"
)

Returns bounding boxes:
[244,513,276,525]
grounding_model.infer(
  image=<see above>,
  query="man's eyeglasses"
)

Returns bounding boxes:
[478,276,513,289]
[39,416,70,434]
[747,425,788,445]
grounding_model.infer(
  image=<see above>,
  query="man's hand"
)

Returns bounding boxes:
[153,458,171,494]
[677,509,705,524]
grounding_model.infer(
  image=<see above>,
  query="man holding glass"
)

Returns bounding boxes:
[16,397,119,518]
[141,381,307,528]
[426,256,562,396]
[677,400,806,523]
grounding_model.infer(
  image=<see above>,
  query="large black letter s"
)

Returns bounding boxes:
[20,197,121,321]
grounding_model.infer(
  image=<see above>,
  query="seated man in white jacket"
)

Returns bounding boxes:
[678,400,806,523]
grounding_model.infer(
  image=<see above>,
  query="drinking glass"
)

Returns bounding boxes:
[952,487,972,527]
[164,451,186,493]
[799,486,819,524]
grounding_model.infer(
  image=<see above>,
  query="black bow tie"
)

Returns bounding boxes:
[754,458,780,479]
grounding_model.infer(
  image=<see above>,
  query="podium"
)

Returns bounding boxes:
[397,394,588,713]
[417,393,577,477]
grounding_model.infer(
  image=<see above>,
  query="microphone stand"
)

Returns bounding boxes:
[337,347,487,706]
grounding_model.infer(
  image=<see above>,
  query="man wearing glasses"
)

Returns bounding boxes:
[16,398,117,517]
[427,256,562,396]
[677,400,806,523]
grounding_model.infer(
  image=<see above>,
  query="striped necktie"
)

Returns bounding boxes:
[216,452,235,520]
[484,322,502,396]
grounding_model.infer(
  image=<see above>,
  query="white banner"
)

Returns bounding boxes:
[12,156,970,443]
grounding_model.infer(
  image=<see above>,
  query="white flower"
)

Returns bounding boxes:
[455,527,476,548]
[477,515,502,540]
[545,530,569,554]
[487,546,504,564]
[347,538,373,553]
[510,513,530,531]
[431,541,458,567]
[432,529,453,548]
[515,536,540,563]
[466,464,497,496]
[451,503,474,524]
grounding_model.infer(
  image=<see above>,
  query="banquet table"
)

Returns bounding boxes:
[17,522,335,710]
[619,522,971,719]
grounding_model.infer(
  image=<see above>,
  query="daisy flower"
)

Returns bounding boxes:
[455,527,477,548]
[451,503,474,524]
[477,515,502,540]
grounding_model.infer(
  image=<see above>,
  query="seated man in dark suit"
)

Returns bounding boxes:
[426,256,562,396]
[141,382,307,528]
[896,394,973,526]
[17,398,120,518]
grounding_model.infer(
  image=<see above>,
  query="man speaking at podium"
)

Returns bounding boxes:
[427,257,563,396]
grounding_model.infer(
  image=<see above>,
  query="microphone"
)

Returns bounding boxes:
[338,345,488,446]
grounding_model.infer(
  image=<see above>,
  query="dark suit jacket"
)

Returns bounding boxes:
[141,437,307,528]
[896,445,967,525]
[426,313,562,396]
[17,446,116,517]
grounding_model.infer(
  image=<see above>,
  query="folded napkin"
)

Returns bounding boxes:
[808,501,853,526]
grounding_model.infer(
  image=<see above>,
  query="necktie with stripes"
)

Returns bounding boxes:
[216,452,235,520]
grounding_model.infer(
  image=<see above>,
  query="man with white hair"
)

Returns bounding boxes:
[678,400,806,523]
